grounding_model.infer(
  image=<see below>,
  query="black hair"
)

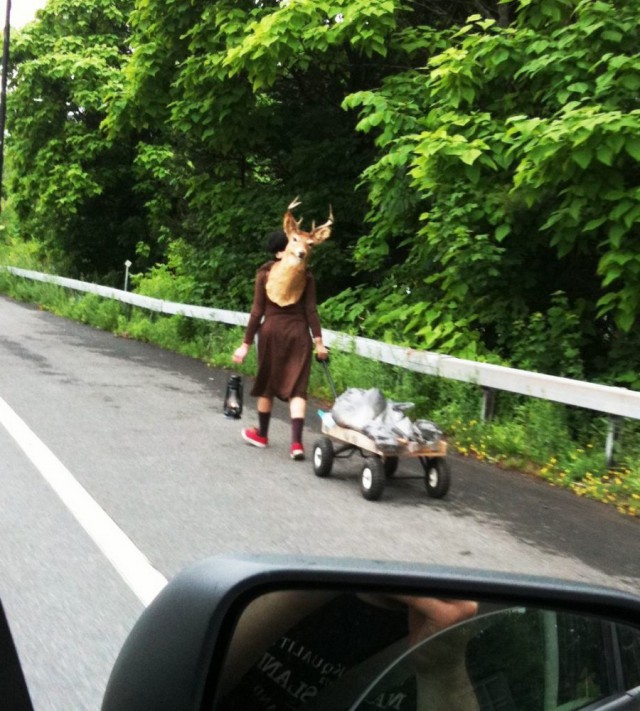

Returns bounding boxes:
[266,229,288,255]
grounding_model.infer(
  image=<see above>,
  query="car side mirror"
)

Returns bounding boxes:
[0,600,34,711]
[101,555,640,711]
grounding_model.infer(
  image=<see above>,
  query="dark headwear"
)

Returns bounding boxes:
[266,229,288,255]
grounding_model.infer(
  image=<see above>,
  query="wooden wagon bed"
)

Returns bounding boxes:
[312,413,451,502]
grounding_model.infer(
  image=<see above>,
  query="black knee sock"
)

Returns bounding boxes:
[291,418,304,444]
[258,411,271,438]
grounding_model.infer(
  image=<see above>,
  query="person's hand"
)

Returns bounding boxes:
[315,342,329,361]
[232,343,249,364]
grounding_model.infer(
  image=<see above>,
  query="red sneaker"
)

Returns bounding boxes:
[242,428,268,448]
[290,442,305,460]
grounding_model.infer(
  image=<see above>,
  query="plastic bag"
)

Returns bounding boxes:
[331,388,387,432]
[331,388,442,451]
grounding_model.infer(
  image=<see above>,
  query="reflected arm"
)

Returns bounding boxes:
[218,590,337,696]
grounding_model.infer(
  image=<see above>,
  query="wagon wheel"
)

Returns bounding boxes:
[312,437,334,478]
[361,458,385,501]
[383,456,399,478]
[422,457,451,498]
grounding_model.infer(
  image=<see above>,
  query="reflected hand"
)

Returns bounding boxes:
[397,597,480,711]
[395,597,478,647]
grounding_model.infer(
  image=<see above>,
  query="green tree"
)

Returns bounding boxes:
[7,0,144,280]
[8,0,640,386]
[339,0,640,379]
[103,0,485,306]
[103,0,389,305]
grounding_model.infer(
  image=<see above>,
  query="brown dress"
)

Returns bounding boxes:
[244,262,323,401]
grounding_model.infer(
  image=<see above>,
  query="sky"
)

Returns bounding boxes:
[5,0,47,28]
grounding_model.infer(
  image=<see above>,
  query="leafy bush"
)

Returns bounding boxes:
[320,285,485,360]
[504,292,585,379]
[64,293,123,331]
[131,240,202,304]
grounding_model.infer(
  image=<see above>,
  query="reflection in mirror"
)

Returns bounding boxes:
[213,590,640,711]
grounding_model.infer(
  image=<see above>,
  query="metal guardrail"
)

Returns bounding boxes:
[323,332,640,419]
[5,268,250,327]
[5,267,639,460]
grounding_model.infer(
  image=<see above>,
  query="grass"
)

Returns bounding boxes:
[1,270,638,519]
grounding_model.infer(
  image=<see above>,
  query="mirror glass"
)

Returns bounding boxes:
[212,590,640,711]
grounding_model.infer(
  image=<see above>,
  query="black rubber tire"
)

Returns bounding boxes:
[383,456,399,477]
[361,458,385,501]
[312,437,334,478]
[424,457,451,498]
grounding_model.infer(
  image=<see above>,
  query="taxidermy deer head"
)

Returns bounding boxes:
[266,197,333,307]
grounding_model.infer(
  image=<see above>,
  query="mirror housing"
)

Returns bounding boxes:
[101,555,640,711]
[0,600,34,711]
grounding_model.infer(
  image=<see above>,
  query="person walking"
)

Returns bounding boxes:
[232,200,332,460]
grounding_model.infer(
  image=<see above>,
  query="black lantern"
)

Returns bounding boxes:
[223,374,243,419]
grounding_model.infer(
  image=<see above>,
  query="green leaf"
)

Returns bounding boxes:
[583,216,607,231]
[495,224,511,242]
[572,147,592,169]
[596,143,614,166]
[625,136,640,161]
[459,148,482,165]
[616,309,635,332]
[608,223,627,248]
[601,267,621,287]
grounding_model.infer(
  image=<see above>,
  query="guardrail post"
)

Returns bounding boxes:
[123,260,132,292]
[605,415,619,468]
[481,387,496,422]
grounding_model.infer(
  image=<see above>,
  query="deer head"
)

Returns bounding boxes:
[266,197,333,307]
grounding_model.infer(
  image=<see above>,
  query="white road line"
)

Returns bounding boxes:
[0,396,168,607]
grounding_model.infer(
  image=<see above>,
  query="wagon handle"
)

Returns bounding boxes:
[316,354,338,400]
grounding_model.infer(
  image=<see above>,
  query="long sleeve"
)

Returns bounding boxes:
[303,273,323,339]
[244,269,267,344]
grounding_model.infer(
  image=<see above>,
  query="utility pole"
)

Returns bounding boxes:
[0,0,11,211]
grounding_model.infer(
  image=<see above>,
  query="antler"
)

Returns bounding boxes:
[283,196,304,234]
[308,204,333,244]
[283,197,333,240]
[313,205,333,232]
[328,204,334,224]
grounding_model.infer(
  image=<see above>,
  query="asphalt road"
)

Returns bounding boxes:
[1,296,639,710]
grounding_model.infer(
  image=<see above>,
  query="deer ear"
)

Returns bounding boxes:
[311,205,333,243]
[311,225,332,243]
[282,211,299,238]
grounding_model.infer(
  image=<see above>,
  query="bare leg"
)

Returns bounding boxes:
[289,397,306,420]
